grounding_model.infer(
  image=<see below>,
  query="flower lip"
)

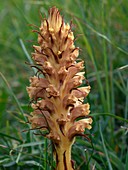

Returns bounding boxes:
[68,118,93,140]
[46,84,59,97]
[70,103,90,122]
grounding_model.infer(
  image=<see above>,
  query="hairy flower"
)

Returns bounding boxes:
[27,6,92,170]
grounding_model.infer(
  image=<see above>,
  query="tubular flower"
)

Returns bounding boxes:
[27,6,92,170]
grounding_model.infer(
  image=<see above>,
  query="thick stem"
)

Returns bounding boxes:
[54,139,74,170]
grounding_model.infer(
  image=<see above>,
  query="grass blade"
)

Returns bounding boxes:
[126,150,128,170]
[0,72,27,122]
[91,113,128,123]
[99,123,113,170]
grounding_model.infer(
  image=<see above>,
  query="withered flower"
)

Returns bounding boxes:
[27,7,92,170]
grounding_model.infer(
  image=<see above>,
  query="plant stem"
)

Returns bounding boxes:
[54,138,74,170]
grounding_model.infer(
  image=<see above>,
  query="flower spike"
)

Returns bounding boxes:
[27,6,92,170]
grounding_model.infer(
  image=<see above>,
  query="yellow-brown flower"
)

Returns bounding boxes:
[27,6,92,170]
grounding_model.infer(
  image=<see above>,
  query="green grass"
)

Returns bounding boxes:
[0,0,128,169]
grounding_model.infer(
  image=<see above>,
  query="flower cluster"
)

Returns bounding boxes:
[27,6,92,170]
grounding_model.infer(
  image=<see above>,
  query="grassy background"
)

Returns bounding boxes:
[0,0,128,169]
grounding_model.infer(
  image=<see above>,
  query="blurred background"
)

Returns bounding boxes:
[0,0,128,169]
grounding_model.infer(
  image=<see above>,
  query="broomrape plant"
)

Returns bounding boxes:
[27,6,92,170]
